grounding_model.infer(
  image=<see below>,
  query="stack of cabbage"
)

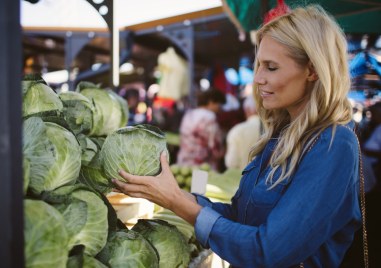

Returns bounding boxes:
[21,75,195,268]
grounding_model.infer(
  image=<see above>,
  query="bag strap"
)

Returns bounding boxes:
[354,133,369,268]
[300,130,369,268]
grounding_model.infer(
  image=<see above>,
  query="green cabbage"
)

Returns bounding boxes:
[132,219,191,268]
[100,124,169,181]
[96,230,159,268]
[77,82,127,136]
[22,75,63,118]
[108,90,129,128]
[23,117,81,195]
[78,136,111,194]
[23,158,30,195]
[43,185,109,256]
[59,91,94,135]
[77,134,99,166]
[24,199,69,268]
[67,254,108,268]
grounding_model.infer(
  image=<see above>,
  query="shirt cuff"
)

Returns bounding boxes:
[194,206,221,248]
[192,193,213,208]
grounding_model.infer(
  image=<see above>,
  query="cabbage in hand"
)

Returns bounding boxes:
[100,124,169,181]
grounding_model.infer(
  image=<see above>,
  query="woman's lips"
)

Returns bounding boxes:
[260,90,274,97]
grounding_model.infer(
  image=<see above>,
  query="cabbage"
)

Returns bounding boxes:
[132,219,191,268]
[23,117,81,195]
[59,91,94,135]
[22,75,63,118]
[108,90,129,128]
[67,254,107,268]
[43,185,109,256]
[77,134,98,166]
[100,124,169,181]
[78,136,111,194]
[24,199,69,268]
[77,82,127,136]
[96,230,159,268]
[23,158,30,195]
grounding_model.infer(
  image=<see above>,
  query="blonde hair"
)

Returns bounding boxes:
[250,5,352,188]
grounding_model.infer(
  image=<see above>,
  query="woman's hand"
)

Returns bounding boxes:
[112,151,202,225]
[112,151,181,210]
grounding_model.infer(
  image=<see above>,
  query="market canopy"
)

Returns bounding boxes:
[21,0,222,29]
[222,0,381,34]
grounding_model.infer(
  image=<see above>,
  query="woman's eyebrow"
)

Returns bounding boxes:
[257,59,279,65]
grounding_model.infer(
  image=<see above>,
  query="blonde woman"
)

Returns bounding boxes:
[113,5,361,267]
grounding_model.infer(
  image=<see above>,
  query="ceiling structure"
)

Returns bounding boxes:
[21,0,381,90]
[22,3,255,89]
[21,0,222,29]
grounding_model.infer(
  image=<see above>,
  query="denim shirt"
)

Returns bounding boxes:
[194,124,361,268]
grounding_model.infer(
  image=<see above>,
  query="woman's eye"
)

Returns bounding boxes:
[268,67,278,71]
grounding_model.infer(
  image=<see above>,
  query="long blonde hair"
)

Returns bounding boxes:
[250,5,352,188]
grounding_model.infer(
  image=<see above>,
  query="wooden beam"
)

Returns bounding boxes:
[123,6,225,31]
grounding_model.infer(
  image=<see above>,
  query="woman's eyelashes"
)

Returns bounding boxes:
[268,66,278,71]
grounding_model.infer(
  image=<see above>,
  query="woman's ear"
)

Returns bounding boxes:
[307,62,318,82]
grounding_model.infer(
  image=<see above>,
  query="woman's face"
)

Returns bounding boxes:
[254,35,312,120]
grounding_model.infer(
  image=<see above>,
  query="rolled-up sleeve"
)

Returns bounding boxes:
[194,206,222,247]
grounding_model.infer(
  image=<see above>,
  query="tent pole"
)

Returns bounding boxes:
[0,0,24,266]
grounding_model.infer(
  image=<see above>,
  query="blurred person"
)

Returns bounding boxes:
[113,6,364,267]
[224,95,261,170]
[176,88,226,170]
[123,88,144,125]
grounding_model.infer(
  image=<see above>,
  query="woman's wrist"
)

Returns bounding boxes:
[169,189,202,225]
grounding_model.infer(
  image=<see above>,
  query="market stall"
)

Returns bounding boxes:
[3,0,381,267]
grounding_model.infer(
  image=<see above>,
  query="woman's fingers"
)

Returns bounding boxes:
[112,178,149,198]
[118,169,149,184]
[159,151,171,174]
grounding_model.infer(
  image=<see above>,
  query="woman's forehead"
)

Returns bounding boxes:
[257,36,288,62]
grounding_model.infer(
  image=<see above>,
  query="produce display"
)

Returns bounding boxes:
[205,168,241,203]
[21,75,202,268]
[170,163,211,192]
[169,162,241,204]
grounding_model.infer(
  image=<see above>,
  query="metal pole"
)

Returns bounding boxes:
[110,0,119,88]
[0,0,24,267]
[86,0,118,89]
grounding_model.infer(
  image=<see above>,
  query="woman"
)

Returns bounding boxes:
[113,5,361,267]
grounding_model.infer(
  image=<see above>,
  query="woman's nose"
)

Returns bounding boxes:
[254,71,265,85]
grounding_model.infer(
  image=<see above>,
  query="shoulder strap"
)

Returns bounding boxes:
[354,133,369,268]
